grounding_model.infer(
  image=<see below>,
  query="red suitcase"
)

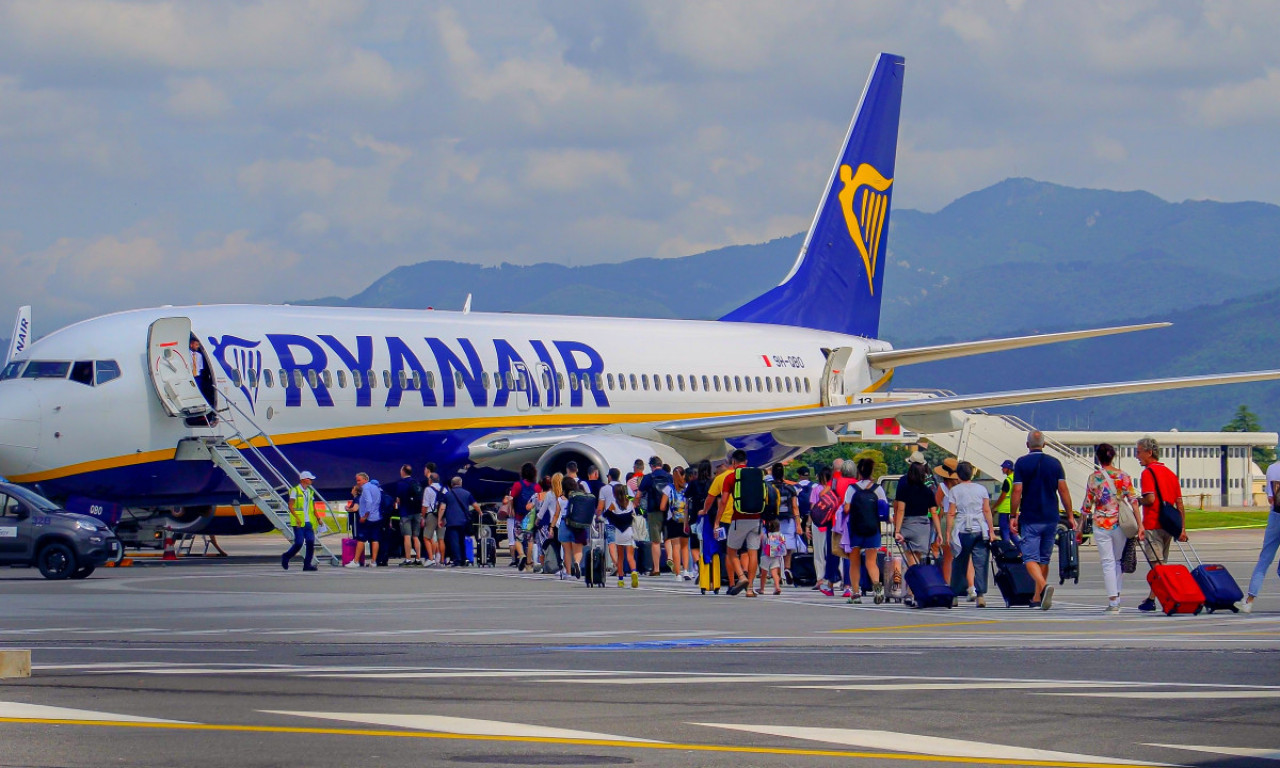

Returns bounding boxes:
[1147,564,1204,615]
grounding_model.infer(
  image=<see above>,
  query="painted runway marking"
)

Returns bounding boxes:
[787,681,1127,692]
[261,710,665,743]
[551,637,770,650]
[0,701,191,724]
[1045,690,1280,699]
[1145,744,1280,761]
[692,724,1172,766]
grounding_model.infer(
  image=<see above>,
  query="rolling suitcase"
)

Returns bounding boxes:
[1184,541,1243,613]
[341,537,359,566]
[698,553,724,594]
[1056,525,1079,585]
[789,552,817,587]
[991,541,1036,608]
[904,555,953,609]
[583,522,607,587]
[1142,538,1204,616]
[883,551,907,603]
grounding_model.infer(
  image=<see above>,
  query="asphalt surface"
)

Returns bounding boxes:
[1,528,1277,768]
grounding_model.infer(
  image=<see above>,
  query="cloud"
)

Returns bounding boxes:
[166,77,232,120]
[1187,68,1280,127]
[522,149,630,191]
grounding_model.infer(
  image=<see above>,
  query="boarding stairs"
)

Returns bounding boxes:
[868,388,1098,503]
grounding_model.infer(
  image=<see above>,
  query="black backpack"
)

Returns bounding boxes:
[761,482,781,522]
[406,480,423,512]
[566,492,596,530]
[848,482,881,536]
[795,480,812,522]
[733,467,766,516]
[379,484,397,519]
[643,475,671,514]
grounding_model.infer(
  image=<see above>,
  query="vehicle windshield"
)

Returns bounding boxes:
[2,484,62,512]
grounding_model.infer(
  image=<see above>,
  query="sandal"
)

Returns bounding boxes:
[745,590,758,597]
[773,589,782,595]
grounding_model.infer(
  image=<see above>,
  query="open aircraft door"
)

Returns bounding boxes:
[820,347,854,407]
[147,317,211,418]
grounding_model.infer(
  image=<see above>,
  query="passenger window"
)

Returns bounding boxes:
[425,371,435,389]
[618,375,626,391]
[412,371,422,390]
[678,375,685,392]
[765,377,772,393]
[264,369,275,388]
[351,370,362,389]
[744,377,752,393]
[229,369,243,388]
[642,374,650,391]
[297,370,308,389]
[594,373,604,390]
[713,376,721,392]
[368,370,377,389]
[734,376,742,392]
[306,370,317,388]
[322,370,332,389]
[336,370,346,388]
[666,374,674,391]
[278,369,289,389]
[755,376,762,392]
[555,373,564,390]
[785,377,792,393]
[247,368,258,388]
[607,373,616,390]
[570,374,579,391]
[775,376,782,392]
[689,375,697,392]
[652,375,660,392]
[629,374,638,390]
[803,378,810,393]
[70,361,94,386]
[398,371,408,389]
[702,375,709,392]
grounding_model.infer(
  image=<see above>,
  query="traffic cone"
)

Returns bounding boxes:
[161,532,177,561]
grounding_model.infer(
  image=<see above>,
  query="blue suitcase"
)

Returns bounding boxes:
[904,557,953,609]
[1184,542,1243,613]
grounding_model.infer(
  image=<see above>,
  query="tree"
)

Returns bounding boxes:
[1222,404,1276,467]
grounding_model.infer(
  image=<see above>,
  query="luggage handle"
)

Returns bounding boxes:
[1173,537,1200,569]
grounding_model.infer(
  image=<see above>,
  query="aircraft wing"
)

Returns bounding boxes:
[655,369,1280,442]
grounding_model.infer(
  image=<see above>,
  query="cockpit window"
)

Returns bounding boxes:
[21,361,70,379]
[95,360,121,386]
[70,361,94,386]
[0,361,23,380]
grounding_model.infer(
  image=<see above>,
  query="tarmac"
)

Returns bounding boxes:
[1,528,1277,768]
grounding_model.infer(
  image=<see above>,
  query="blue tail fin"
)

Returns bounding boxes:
[720,53,904,338]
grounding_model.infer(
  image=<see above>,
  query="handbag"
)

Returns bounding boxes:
[1145,467,1183,537]
[631,511,650,542]
[1099,469,1140,539]
[1121,537,1138,574]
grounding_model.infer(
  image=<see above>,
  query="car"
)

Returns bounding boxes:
[0,481,121,579]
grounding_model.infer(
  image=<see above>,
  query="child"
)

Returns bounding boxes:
[759,519,786,596]
[606,482,639,588]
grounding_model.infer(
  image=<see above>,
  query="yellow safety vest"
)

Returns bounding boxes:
[289,484,317,527]
[995,475,1013,516]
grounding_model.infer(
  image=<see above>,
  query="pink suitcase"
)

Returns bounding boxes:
[341,538,359,566]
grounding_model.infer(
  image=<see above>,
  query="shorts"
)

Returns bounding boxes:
[357,522,381,543]
[421,513,439,540]
[646,511,666,543]
[727,518,761,552]
[508,519,529,546]
[1018,520,1057,565]
[899,515,931,554]
[570,526,590,546]
[557,519,575,544]
[603,522,617,545]
[399,514,422,538]
[613,526,635,547]
[664,518,689,540]
[845,530,881,550]
[779,518,805,553]
[1143,527,1173,564]
[760,555,783,572]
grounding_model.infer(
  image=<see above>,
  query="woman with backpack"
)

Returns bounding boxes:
[561,476,593,580]
[945,461,997,608]
[842,458,888,604]
[684,462,711,578]
[605,479,639,588]
[542,473,568,578]
[665,466,692,581]
[503,462,539,571]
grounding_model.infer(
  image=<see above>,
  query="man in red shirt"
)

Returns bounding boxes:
[1135,436,1187,612]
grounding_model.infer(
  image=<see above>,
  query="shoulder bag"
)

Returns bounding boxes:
[1099,469,1141,539]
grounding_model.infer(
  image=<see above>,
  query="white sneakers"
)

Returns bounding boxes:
[342,561,360,569]
[1241,599,1254,614]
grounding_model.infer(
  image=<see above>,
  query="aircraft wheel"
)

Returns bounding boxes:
[38,543,78,580]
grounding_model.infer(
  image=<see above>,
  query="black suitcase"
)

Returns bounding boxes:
[583,545,606,587]
[790,552,817,587]
[1056,526,1079,585]
[634,541,653,574]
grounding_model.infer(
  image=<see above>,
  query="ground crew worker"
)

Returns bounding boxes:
[282,470,320,571]
[993,459,1020,544]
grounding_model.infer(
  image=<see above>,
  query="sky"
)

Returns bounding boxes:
[2,0,1279,334]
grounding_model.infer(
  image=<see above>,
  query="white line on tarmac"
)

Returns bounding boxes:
[785,681,1130,691]
[692,724,1174,766]
[1044,691,1280,699]
[0,701,192,724]
[1144,744,1280,760]
[261,710,665,743]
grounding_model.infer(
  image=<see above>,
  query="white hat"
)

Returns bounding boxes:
[299,471,316,480]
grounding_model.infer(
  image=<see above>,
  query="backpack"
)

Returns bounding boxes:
[811,486,840,528]
[515,480,539,519]
[406,480,423,512]
[380,485,397,519]
[669,488,688,525]
[732,467,766,517]
[643,475,671,515]
[849,482,881,537]
[565,492,596,530]
[761,482,781,522]
[795,480,813,522]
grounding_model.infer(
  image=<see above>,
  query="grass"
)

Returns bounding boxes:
[1183,509,1271,530]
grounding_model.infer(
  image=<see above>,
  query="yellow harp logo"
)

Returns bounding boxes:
[837,163,893,295]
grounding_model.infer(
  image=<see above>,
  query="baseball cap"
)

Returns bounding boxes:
[1000,460,1014,471]
[299,471,317,480]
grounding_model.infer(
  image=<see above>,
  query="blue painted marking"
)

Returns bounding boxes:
[549,638,769,651]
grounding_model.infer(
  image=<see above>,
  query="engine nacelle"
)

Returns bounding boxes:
[536,435,688,479]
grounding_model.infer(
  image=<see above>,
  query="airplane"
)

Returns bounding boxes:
[1,52,1278,538]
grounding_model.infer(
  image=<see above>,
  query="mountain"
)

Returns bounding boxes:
[301,178,1280,432]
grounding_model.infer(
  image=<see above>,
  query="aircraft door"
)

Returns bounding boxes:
[147,317,212,418]
[820,347,854,407]
[509,362,532,412]
[535,362,556,412]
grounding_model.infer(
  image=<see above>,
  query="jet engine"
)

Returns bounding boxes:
[536,435,687,479]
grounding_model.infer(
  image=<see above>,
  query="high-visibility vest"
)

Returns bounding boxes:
[994,475,1013,516]
[289,484,317,527]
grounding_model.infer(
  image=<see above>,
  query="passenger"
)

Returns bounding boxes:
[394,464,424,567]
[762,463,798,593]
[504,463,539,571]
[760,519,786,595]
[946,461,996,608]
[842,458,887,604]
[893,458,940,567]
[628,459,645,484]
[1135,436,1186,613]
[1243,454,1280,613]
[281,470,320,571]
[992,460,1021,545]
[932,457,960,582]
[563,476,594,579]
[827,459,855,598]
[1079,443,1141,612]
[345,472,382,568]
[719,449,762,597]
[814,466,834,594]
[684,462,712,576]
[420,471,443,567]
[440,476,481,567]
[787,465,813,584]
[553,475,576,579]
[604,476,639,588]
[1011,430,1074,610]
[565,460,584,493]
[598,468,620,575]
[637,456,673,577]
[534,475,559,572]
[665,466,691,581]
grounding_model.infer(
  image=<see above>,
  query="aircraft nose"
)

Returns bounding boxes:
[0,385,41,477]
